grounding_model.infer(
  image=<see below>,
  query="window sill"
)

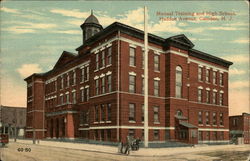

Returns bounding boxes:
[106,64,112,67]
[154,122,160,124]
[106,121,111,123]
[154,70,160,73]
[129,120,136,123]
[94,69,98,72]
[206,124,211,126]
[100,67,105,70]
[212,125,217,127]
[100,121,105,123]
[198,124,203,126]
[93,122,98,124]
[219,125,224,127]
[129,65,136,68]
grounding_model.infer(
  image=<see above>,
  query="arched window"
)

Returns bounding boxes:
[176,110,183,116]
[176,66,182,98]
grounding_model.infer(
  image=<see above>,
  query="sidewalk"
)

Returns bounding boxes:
[10,139,249,157]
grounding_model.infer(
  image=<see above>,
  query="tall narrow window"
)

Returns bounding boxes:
[129,75,136,93]
[101,51,105,68]
[213,71,217,84]
[206,90,210,103]
[101,104,105,121]
[65,93,69,103]
[219,73,224,86]
[129,47,136,66]
[213,112,217,125]
[72,91,76,104]
[154,106,159,123]
[81,89,84,102]
[142,78,144,94]
[107,103,111,121]
[219,113,223,126]
[86,66,89,81]
[101,77,105,94]
[176,66,182,98]
[206,69,210,82]
[96,53,99,70]
[129,103,135,121]
[95,105,99,122]
[154,130,159,140]
[205,112,210,125]
[213,91,217,104]
[107,75,112,92]
[81,68,85,82]
[219,93,223,105]
[66,74,69,87]
[198,66,203,81]
[154,80,160,96]
[86,87,89,101]
[198,89,203,102]
[107,47,112,66]
[60,95,64,104]
[95,79,99,95]
[61,77,64,89]
[141,104,144,122]
[154,55,160,71]
[73,71,76,85]
[198,111,203,124]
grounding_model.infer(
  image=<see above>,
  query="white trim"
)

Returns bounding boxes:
[154,77,160,81]
[141,74,144,78]
[80,87,84,90]
[213,68,218,72]
[85,85,89,88]
[189,59,228,72]
[206,66,211,69]
[94,76,99,80]
[220,90,224,93]
[106,71,112,75]
[213,89,218,92]
[186,84,190,87]
[25,129,47,132]
[72,89,76,92]
[166,50,188,58]
[106,43,112,48]
[198,86,203,89]
[199,140,229,143]
[219,71,224,73]
[100,73,105,78]
[129,44,137,48]
[198,64,204,68]
[79,126,175,130]
[60,93,63,96]
[129,71,136,76]
[189,101,228,108]
[65,91,69,94]
[198,128,229,132]
[206,87,211,91]
[154,51,160,55]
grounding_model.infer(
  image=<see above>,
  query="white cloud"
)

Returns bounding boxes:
[52,30,81,35]
[229,68,247,75]
[1,7,20,14]
[2,27,36,34]
[16,64,43,78]
[221,54,249,63]
[229,80,249,89]
[50,9,89,19]
[208,26,237,31]
[149,21,183,34]
[118,7,144,25]
[231,38,249,44]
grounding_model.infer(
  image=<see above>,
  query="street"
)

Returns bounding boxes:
[0,141,250,161]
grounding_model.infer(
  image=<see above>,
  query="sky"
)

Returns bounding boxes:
[0,1,249,116]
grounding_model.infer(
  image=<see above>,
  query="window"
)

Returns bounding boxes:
[95,79,99,95]
[86,87,89,101]
[141,104,144,122]
[198,111,203,124]
[212,112,217,126]
[72,91,76,104]
[206,69,210,82]
[73,71,76,85]
[107,103,111,121]
[61,77,64,89]
[129,103,135,121]
[81,68,85,82]
[176,110,183,116]
[233,118,238,126]
[154,106,159,123]
[213,131,217,140]
[101,51,105,68]
[198,66,203,81]
[107,47,112,65]
[219,113,223,126]
[95,130,98,140]
[206,131,210,140]
[86,66,89,81]
[206,90,210,103]
[219,73,224,86]
[128,129,135,137]
[154,80,160,96]
[205,112,210,125]
[219,93,223,105]
[213,92,217,104]
[154,130,159,140]
[129,47,136,66]
[142,78,144,94]
[176,66,182,98]
[66,74,69,87]
[129,75,136,93]
[101,77,105,94]
[96,53,99,70]
[107,75,112,92]
[95,105,99,122]
[60,95,64,104]
[101,104,105,121]
[198,89,203,102]
[81,88,84,102]
[66,93,69,103]
[154,55,160,71]
[213,71,217,84]
[219,131,224,140]
[107,129,111,141]
[199,131,203,141]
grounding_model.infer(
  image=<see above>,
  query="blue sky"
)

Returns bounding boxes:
[0,1,249,115]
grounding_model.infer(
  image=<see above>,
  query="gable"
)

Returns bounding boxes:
[53,51,77,69]
[167,34,194,48]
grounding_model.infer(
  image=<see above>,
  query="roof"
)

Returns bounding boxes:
[84,12,100,25]
[53,51,77,70]
[179,121,198,128]
[76,22,233,68]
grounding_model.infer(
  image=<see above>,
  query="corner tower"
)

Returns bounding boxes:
[80,10,103,44]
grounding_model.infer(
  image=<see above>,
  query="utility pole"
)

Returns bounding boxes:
[143,6,149,148]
